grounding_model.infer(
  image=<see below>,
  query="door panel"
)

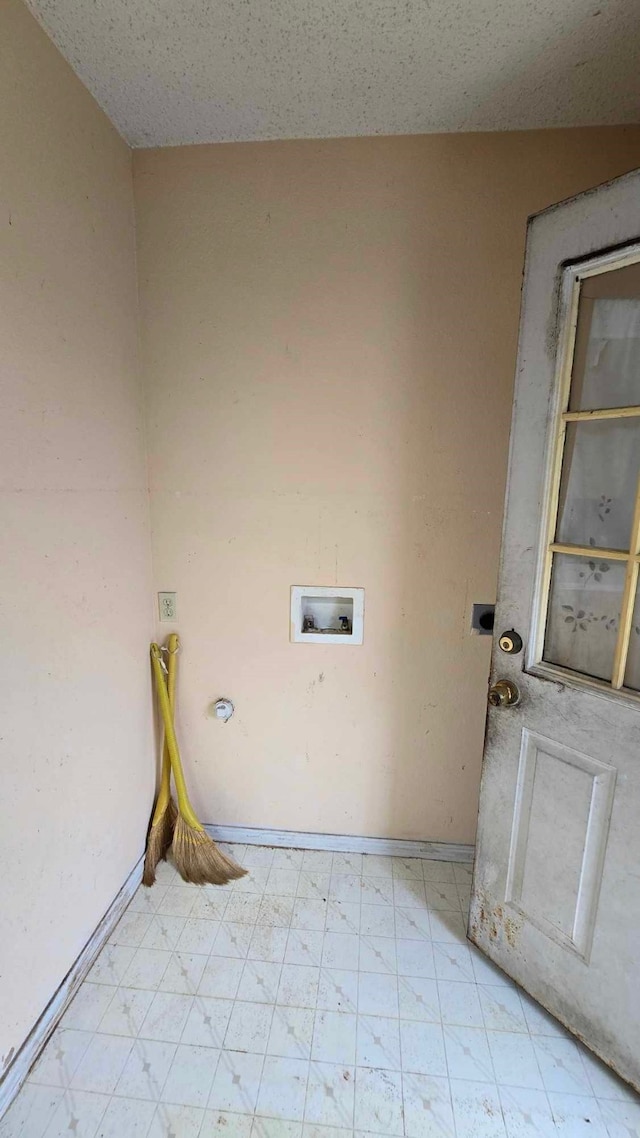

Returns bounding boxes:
[470,169,640,1091]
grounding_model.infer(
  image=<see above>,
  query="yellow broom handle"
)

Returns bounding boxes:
[150,634,178,825]
[151,643,203,831]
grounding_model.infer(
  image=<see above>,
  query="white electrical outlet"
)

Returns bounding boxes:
[158,592,177,621]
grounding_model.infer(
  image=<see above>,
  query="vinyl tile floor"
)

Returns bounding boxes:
[2,844,639,1138]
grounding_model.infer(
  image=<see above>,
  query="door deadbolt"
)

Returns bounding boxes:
[488,679,520,708]
[499,629,523,654]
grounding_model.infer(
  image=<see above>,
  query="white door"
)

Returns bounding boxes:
[470,169,640,1092]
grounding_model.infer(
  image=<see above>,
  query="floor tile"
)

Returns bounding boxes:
[201,1109,254,1138]
[115,1038,176,1100]
[198,956,244,1000]
[360,905,394,938]
[147,1103,203,1138]
[224,896,263,925]
[519,992,567,1038]
[141,916,186,952]
[359,879,395,907]
[427,912,467,945]
[181,996,233,1048]
[498,1085,556,1138]
[392,880,427,909]
[358,936,397,975]
[421,861,456,884]
[129,884,168,916]
[257,897,295,927]
[353,1066,403,1135]
[286,930,325,967]
[234,868,270,895]
[301,850,334,873]
[268,1005,315,1059]
[316,969,359,1014]
[329,877,362,905]
[312,1011,357,1065]
[242,847,275,869]
[399,1021,446,1077]
[579,1046,638,1102]
[443,1024,495,1082]
[361,854,394,878]
[487,1029,544,1090]
[297,875,330,902]
[291,899,328,932]
[160,1042,218,1107]
[358,973,398,1018]
[156,886,198,919]
[356,1016,401,1070]
[42,1089,109,1138]
[449,1078,507,1137]
[121,948,172,991]
[305,1062,355,1129]
[533,1036,593,1095]
[478,984,527,1033]
[392,857,424,880]
[277,965,320,1008]
[70,1034,133,1094]
[98,987,155,1037]
[254,1119,302,1138]
[402,1071,455,1138]
[325,902,360,935]
[332,854,363,876]
[437,979,483,1027]
[424,885,460,913]
[433,943,475,983]
[549,1092,608,1137]
[95,1095,156,1137]
[214,923,254,959]
[398,977,441,1023]
[0,1083,63,1138]
[255,1056,309,1121]
[597,1097,640,1138]
[157,951,207,995]
[139,992,193,1043]
[394,909,431,941]
[190,893,229,922]
[225,1002,274,1053]
[265,869,300,897]
[272,850,305,871]
[322,934,359,971]
[29,1029,93,1088]
[248,925,290,963]
[87,945,136,986]
[208,1050,264,1115]
[61,985,115,1033]
[176,918,220,955]
[108,911,153,948]
[396,939,435,979]
[237,960,282,1004]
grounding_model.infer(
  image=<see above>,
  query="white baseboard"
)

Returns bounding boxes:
[205,824,474,863]
[0,855,144,1123]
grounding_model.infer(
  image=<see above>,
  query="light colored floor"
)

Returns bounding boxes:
[2,844,639,1138]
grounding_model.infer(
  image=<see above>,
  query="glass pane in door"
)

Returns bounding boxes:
[543,556,624,682]
[568,263,640,411]
[555,419,640,550]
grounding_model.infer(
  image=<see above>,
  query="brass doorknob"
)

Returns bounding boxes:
[488,679,520,707]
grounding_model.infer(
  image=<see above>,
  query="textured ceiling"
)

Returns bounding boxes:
[25,0,640,147]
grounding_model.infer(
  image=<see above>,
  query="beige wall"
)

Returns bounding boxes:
[1,0,154,1070]
[134,128,640,845]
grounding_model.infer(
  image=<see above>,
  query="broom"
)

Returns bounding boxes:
[150,640,247,886]
[143,633,179,886]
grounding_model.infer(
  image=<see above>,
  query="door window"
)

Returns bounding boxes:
[539,258,640,691]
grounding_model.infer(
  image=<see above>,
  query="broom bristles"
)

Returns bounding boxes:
[172,813,247,886]
[142,796,178,887]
